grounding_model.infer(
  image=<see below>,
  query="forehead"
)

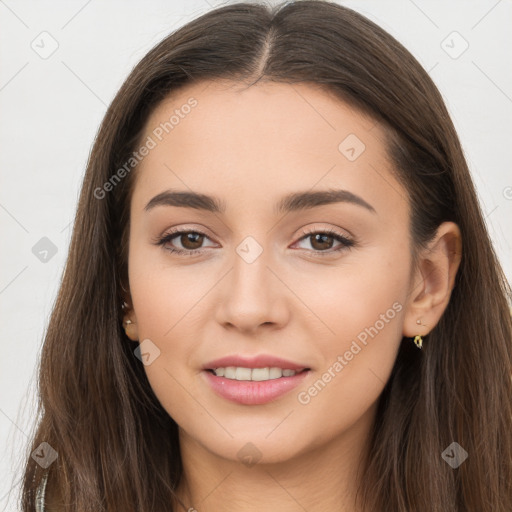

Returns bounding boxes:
[131,79,408,222]
[143,79,379,155]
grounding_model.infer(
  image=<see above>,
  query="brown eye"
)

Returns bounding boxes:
[294,228,355,256]
[154,229,216,255]
[309,233,335,251]
[179,232,205,250]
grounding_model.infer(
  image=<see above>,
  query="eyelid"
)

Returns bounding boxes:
[296,224,353,241]
[154,224,215,241]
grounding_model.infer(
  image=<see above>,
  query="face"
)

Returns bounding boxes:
[125,80,414,464]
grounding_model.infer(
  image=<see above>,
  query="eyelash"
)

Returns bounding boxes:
[153,227,355,258]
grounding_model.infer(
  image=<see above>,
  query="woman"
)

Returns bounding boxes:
[23,1,512,511]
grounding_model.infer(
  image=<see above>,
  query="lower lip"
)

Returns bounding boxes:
[202,370,310,405]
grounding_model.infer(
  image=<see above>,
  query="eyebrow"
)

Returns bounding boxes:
[144,188,376,215]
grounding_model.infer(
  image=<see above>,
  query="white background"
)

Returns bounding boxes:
[1,0,511,509]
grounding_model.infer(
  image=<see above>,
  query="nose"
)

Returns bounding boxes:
[214,249,290,334]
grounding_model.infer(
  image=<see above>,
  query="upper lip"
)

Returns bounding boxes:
[202,354,311,371]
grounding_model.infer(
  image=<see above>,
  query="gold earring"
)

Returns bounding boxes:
[122,317,138,341]
[414,319,425,348]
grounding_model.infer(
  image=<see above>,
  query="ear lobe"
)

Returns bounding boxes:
[403,221,462,338]
[120,283,139,341]
[122,314,139,341]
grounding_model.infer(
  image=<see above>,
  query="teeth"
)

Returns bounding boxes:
[235,367,252,380]
[252,368,269,381]
[269,367,282,379]
[224,366,236,379]
[212,366,300,381]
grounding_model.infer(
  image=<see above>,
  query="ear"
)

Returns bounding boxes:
[121,282,139,342]
[403,221,462,338]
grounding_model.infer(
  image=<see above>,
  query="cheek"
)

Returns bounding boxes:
[292,248,407,415]
[297,243,407,349]
[128,234,209,340]
[127,245,204,398]
[127,243,237,420]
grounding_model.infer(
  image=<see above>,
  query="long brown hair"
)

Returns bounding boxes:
[21,1,512,510]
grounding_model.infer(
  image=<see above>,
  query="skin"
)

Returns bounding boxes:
[123,80,462,512]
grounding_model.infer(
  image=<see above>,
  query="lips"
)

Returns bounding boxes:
[201,354,312,405]
[203,370,310,405]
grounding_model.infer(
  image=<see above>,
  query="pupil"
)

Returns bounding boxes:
[182,233,203,249]
[312,233,332,250]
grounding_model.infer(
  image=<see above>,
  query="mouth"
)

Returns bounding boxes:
[202,364,312,405]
